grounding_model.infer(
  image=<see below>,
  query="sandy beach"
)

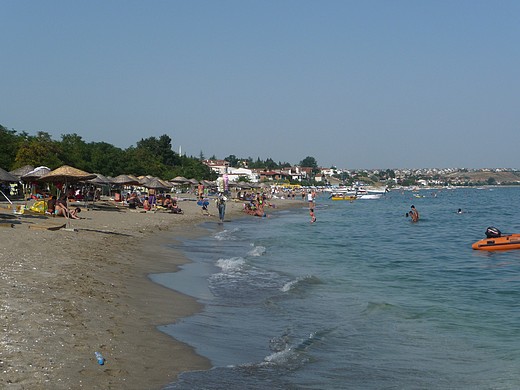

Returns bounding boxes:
[0,196,302,389]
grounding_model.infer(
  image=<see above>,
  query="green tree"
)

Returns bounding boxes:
[224,154,239,167]
[89,142,126,176]
[0,125,21,170]
[124,146,163,177]
[299,156,318,169]
[15,132,63,168]
[59,133,91,171]
[136,134,178,167]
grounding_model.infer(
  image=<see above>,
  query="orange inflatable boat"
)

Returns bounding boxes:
[472,234,520,251]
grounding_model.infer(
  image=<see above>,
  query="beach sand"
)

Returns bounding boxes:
[0,196,302,389]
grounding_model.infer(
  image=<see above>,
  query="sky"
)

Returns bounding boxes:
[2,0,520,169]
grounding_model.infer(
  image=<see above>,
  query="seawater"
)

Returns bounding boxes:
[151,187,520,389]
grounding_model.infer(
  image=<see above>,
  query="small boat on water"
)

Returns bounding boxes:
[330,193,357,201]
[472,227,520,251]
[327,186,386,201]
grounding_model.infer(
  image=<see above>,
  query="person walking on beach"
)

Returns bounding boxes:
[216,192,227,223]
[409,205,419,222]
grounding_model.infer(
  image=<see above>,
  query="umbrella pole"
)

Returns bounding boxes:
[0,189,13,204]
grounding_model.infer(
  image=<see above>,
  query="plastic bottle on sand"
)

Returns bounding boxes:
[95,351,105,365]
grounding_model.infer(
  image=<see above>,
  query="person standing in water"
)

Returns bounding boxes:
[309,208,316,223]
[409,205,419,222]
[216,192,227,223]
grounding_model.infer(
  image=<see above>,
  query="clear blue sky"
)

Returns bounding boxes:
[2,0,519,169]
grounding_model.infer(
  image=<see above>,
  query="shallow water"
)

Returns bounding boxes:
[151,187,520,389]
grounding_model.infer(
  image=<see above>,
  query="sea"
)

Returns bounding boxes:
[150,186,520,389]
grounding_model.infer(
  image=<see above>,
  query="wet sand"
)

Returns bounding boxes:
[0,196,302,389]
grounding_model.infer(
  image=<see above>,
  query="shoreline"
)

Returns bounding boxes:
[1,197,304,389]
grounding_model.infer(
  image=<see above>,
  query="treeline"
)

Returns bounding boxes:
[0,125,216,180]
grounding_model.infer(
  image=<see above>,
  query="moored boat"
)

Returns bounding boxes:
[330,193,357,201]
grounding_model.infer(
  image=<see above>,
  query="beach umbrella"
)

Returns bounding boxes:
[88,173,112,185]
[9,165,34,179]
[39,165,97,183]
[171,176,189,184]
[0,167,19,183]
[111,174,140,185]
[38,166,97,229]
[138,176,151,185]
[127,174,140,184]
[21,166,51,182]
[144,177,169,191]
[0,167,19,203]
[188,178,200,185]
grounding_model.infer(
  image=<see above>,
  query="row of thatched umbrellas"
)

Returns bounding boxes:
[0,164,215,190]
[1,165,265,195]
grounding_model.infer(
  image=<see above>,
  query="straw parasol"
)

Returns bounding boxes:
[144,177,169,191]
[0,167,19,183]
[21,166,51,182]
[39,165,97,183]
[88,173,112,185]
[111,174,140,185]
[171,176,189,184]
[9,165,34,179]
[0,167,19,203]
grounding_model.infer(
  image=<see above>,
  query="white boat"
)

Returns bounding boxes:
[356,193,383,200]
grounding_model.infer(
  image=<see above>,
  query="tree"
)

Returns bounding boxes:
[299,156,318,169]
[89,142,126,176]
[15,132,63,168]
[59,133,91,171]
[224,155,239,167]
[0,125,20,170]
[136,134,178,167]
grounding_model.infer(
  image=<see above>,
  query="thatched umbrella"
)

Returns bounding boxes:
[138,176,151,185]
[9,165,34,179]
[38,165,97,228]
[171,176,189,184]
[88,173,112,185]
[111,174,140,185]
[39,165,97,183]
[0,167,19,203]
[144,177,169,191]
[21,166,51,182]
[0,167,19,183]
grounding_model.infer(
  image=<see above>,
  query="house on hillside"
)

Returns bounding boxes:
[203,159,229,175]
[227,167,259,183]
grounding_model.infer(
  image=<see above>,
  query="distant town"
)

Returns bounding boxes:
[203,160,520,188]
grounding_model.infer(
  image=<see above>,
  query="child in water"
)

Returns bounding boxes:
[310,208,316,223]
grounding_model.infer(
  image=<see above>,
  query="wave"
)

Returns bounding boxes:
[215,257,246,273]
[281,275,322,293]
[247,245,266,257]
[261,329,332,368]
[214,227,240,241]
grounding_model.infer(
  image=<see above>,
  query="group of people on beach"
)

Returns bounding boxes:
[46,195,81,219]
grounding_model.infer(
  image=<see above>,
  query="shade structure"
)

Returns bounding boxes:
[0,167,19,182]
[111,174,140,185]
[39,165,97,183]
[21,166,51,181]
[143,177,169,190]
[188,178,200,185]
[138,176,151,185]
[9,165,34,179]
[88,173,112,185]
[171,176,189,184]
